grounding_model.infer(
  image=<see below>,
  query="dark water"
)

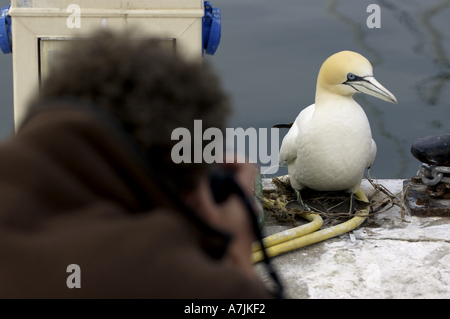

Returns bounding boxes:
[1,0,450,181]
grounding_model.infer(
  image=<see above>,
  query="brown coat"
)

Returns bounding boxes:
[0,103,272,298]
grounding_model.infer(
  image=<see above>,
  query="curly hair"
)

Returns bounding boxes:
[30,30,231,193]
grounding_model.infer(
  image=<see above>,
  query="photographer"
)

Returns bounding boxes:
[0,30,272,298]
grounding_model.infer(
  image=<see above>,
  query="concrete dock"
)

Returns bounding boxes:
[254,179,450,299]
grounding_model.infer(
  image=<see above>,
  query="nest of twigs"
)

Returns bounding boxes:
[256,176,406,228]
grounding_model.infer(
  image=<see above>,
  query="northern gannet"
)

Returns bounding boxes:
[279,51,397,203]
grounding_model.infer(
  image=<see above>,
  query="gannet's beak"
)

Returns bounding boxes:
[345,75,398,105]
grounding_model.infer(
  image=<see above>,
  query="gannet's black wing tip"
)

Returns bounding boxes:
[273,122,293,129]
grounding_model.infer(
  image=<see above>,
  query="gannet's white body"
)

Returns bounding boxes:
[279,51,397,193]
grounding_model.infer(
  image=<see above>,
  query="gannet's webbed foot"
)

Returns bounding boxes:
[286,189,311,212]
[328,193,357,214]
[349,193,357,214]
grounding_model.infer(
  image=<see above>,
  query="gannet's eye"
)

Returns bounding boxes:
[347,73,357,81]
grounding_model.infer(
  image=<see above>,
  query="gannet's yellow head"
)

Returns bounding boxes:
[316,50,397,104]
